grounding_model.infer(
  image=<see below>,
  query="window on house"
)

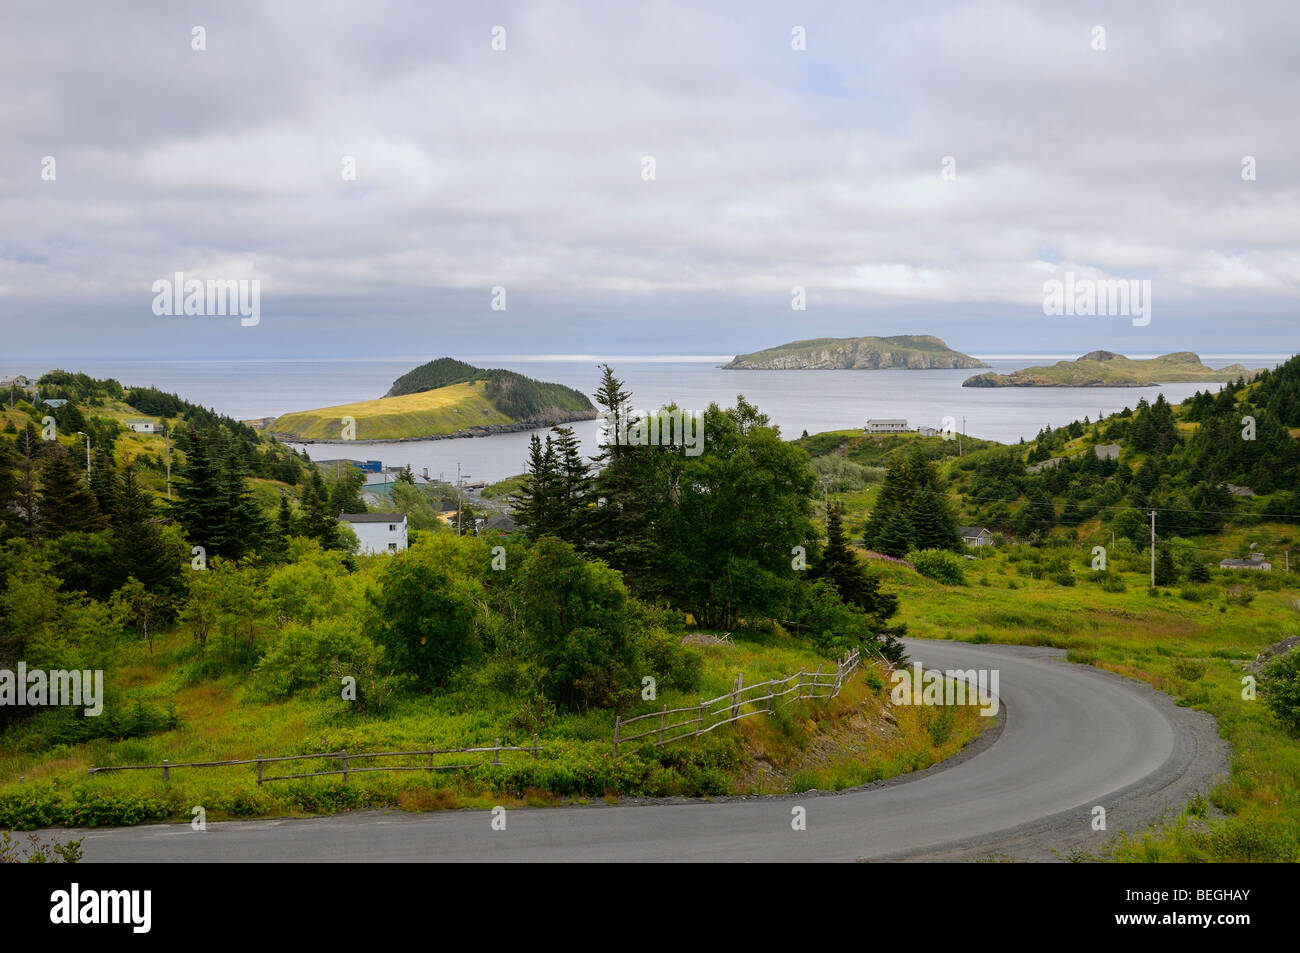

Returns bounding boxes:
[388,524,396,532]
[388,542,397,551]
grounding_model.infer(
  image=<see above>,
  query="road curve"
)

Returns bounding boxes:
[75,640,1228,862]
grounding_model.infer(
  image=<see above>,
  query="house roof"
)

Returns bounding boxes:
[1219,557,1270,568]
[959,526,991,537]
[483,513,518,532]
[866,418,908,425]
[339,513,407,523]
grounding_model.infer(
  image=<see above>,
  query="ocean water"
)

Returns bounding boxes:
[19,355,1281,484]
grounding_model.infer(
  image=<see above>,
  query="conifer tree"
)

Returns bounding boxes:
[110,464,180,596]
[37,443,105,537]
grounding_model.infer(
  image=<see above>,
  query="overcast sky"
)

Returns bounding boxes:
[2,0,1298,362]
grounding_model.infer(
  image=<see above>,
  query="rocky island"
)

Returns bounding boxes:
[723,334,987,370]
[962,350,1261,388]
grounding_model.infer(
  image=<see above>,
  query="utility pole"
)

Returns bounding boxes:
[165,426,172,500]
[1149,509,1157,587]
[456,462,462,536]
[75,431,90,475]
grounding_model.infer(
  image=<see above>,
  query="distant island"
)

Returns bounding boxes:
[723,335,987,370]
[269,357,596,442]
[963,351,1261,388]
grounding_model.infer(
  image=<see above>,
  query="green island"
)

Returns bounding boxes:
[724,334,987,370]
[963,350,1262,388]
[269,357,596,441]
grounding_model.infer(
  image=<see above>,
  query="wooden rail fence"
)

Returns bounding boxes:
[87,737,542,785]
[613,649,861,757]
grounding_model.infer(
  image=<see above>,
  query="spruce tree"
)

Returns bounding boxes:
[172,431,226,554]
[551,425,592,545]
[37,443,106,537]
[218,443,269,558]
[300,469,340,548]
[0,439,19,538]
[110,464,180,596]
[514,434,561,538]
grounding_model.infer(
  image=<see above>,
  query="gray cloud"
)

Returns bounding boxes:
[2,0,1298,360]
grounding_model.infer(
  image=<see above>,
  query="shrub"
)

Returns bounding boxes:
[1171,658,1207,681]
[643,628,703,693]
[908,549,966,585]
[1262,649,1300,735]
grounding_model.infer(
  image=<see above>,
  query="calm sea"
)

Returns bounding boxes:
[20,355,1284,484]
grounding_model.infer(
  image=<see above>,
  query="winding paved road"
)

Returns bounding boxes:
[75,639,1227,862]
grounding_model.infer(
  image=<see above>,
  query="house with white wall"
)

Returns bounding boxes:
[339,513,408,554]
[865,418,909,433]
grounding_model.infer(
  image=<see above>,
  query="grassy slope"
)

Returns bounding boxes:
[270,381,514,440]
[0,622,989,824]
[870,545,1299,861]
[796,410,1299,861]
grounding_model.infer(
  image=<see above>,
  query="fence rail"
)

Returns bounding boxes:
[613,649,860,756]
[87,737,542,785]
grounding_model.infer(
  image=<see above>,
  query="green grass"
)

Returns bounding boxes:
[270,381,514,440]
[0,619,990,827]
[874,541,1300,861]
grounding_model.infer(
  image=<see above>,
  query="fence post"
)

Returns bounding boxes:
[613,717,620,759]
[341,748,348,783]
[428,745,435,774]
[256,755,263,786]
[659,705,667,744]
[696,700,704,738]
[812,663,823,699]
[162,758,170,783]
[731,673,742,722]
[532,733,539,760]
[797,668,805,701]
[494,738,501,764]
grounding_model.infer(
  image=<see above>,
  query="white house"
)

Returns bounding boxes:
[339,513,408,554]
[125,418,156,433]
[865,418,909,433]
[0,374,29,389]
[916,425,940,437]
[959,526,995,548]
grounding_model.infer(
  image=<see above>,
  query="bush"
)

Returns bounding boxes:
[1262,649,1300,735]
[908,549,966,585]
[1171,658,1207,681]
[643,628,703,694]
[1052,570,1076,587]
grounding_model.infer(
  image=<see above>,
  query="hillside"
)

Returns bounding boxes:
[271,358,596,442]
[724,335,987,370]
[963,351,1260,388]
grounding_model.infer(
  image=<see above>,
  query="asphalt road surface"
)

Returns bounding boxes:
[75,639,1227,862]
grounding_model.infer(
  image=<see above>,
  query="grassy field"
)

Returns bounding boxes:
[865,533,1300,861]
[0,615,989,828]
[270,381,513,441]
